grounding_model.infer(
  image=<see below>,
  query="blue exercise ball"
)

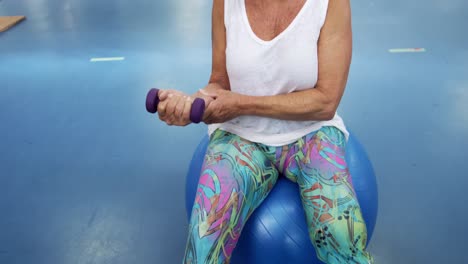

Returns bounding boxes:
[185,132,378,264]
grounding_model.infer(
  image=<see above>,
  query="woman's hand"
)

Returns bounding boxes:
[157,89,190,126]
[157,89,215,126]
[199,88,245,124]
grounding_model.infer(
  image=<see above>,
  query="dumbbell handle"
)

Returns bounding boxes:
[145,88,205,124]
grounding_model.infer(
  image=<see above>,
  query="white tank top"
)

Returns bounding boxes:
[208,0,348,146]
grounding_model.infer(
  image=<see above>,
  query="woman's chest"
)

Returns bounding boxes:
[245,0,307,41]
[226,38,319,95]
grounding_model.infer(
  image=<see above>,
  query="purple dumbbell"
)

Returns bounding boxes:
[145,88,205,124]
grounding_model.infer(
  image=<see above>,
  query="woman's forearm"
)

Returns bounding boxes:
[208,74,230,91]
[238,87,337,121]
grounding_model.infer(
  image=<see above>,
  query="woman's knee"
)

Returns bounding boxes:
[307,206,372,264]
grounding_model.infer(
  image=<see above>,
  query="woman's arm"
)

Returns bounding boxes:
[206,0,230,91]
[156,0,229,125]
[203,0,352,123]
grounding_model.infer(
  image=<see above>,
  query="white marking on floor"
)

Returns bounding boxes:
[90,57,125,62]
[389,48,426,53]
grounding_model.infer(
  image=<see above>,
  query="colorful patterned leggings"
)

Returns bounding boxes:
[183,126,374,264]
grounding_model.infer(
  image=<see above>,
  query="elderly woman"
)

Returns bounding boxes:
[157,0,374,263]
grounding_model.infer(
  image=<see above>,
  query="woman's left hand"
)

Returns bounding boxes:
[199,89,244,124]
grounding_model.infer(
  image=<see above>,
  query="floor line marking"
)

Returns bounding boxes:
[90,57,125,62]
[389,48,426,53]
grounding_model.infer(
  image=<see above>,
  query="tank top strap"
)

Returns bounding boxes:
[223,0,241,29]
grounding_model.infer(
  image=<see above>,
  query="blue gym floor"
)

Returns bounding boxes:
[1,0,467,263]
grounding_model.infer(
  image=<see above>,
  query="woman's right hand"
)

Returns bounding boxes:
[157,88,215,126]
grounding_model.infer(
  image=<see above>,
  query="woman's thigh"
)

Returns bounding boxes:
[282,126,372,263]
[184,129,279,263]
